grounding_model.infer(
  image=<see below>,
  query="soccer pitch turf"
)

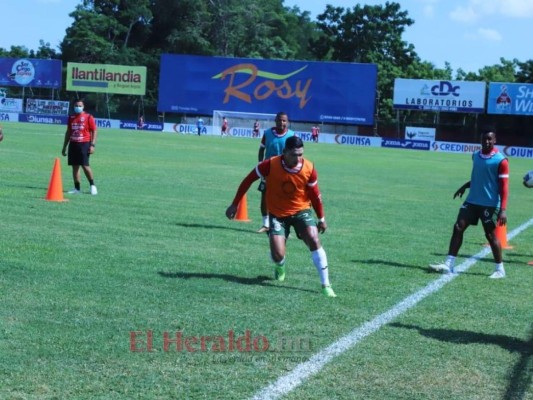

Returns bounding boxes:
[1,122,532,399]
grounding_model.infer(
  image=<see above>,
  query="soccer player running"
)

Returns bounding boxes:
[257,111,295,233]
[430,129,509,278]
[226,136,336,297]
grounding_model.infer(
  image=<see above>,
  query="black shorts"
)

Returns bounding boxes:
[68,142,91,166]
[257,179,266,193]
[457,202,498,229]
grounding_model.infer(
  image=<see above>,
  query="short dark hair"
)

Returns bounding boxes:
[480,125,496,135]
[285,135,303,151]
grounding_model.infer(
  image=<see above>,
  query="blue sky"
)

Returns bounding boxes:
[2,0,532,74]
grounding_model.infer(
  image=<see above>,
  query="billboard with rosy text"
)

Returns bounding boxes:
[0,57,62,88]
[158,54,378,125]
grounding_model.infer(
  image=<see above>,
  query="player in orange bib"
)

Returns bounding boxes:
[226,136,336,297]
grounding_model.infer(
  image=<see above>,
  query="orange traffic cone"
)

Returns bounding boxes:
[45,158,67,202]
[494,224,513,250]
[235,194,251,222]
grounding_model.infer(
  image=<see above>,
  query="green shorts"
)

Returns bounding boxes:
[269,209,316,238]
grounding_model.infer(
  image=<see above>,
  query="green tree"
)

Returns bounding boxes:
[311,2,419,124]
[60,0,155,115]
[514,59,533,83]
[0,46,31,58]
[34,40,61,59]
[61,0,151,64]
[456,58,517,82]
[149,0,211,55]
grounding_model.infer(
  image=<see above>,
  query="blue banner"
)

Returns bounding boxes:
[0,58,62,88]
[120,120,163,131]
[487,82,533,116]
[19,114,67,124]
[381,138,430,151]
[0,112,19,122]
[158,54,377,125]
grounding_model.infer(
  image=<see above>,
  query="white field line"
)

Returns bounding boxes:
[251,218,533,400]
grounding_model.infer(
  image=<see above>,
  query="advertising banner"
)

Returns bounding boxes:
[393,78,486,113]
[501,145,533,159]
[0,98,23,113]
[431,141,482,154]
[158,54,378,125]
[487,82,533,116]
[19,114,68,125]
[381,138,430,151]
[120,120,163,131]
[0,58,62,88]
[95,118,120,129]
[405,126,435,141]
[66,62,147,95]
[25,99,70,115]
[431,142,533,159]
[0,112,19,122]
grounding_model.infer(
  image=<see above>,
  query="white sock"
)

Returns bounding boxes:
[446,255,456,268]
[262,215,269,228]
[495,262,504,272]
[311,247,329,286]
[269,252,285,266]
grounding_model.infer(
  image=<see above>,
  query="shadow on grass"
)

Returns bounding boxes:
[2,183,47,191]
[175,222,256,234]
[351,259,428,272]
[157,271,316,293]
[390,322,533,400]
[427,252,496,276]
[351,258,486,276]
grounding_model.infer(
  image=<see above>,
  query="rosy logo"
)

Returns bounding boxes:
[212,63,312,109]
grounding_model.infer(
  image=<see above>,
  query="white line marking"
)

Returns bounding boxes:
[251,219,533,400]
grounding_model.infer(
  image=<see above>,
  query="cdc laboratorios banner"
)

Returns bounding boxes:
[158,54,377,125]
[0,58,61,88]
[66,62,147,95]
[487,82,533,116]
[393,78,486,113]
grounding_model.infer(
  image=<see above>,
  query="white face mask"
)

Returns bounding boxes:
[74,106,83,114]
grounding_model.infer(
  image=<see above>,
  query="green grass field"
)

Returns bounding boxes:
[1,121,532,400]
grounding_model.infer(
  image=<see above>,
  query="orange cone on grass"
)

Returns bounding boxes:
[494,224,513,250]
[235,194,251,222]
[45,158,67,202]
